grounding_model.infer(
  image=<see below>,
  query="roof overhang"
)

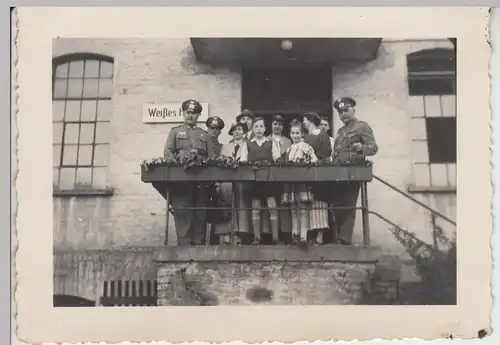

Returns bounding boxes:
[190,38,382,67]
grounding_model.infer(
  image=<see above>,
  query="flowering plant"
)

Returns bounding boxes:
[140,155,373,171]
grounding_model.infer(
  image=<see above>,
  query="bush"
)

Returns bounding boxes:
[360,226,456,305]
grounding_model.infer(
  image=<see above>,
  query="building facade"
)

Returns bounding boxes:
[52,38,456,304]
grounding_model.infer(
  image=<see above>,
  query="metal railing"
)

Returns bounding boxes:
[161,176,455,248]
[164,181,372,246]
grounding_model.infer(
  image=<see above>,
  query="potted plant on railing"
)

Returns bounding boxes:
[140,155,373,183]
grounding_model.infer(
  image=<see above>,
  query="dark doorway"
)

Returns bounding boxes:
[242,67,333,137]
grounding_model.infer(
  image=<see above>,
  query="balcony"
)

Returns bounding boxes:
[190,38,382,67]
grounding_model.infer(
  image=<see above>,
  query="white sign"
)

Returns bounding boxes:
[143,102,209,124]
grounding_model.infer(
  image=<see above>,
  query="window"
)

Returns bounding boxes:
[52,54,114,191]
[407,48,456,189]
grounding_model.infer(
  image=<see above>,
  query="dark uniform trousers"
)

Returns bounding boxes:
[164,123,215,245]
[332,182,360,244]
[331,119,378,244]
[169,183,209,245]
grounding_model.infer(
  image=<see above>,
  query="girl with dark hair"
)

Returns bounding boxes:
[240,117,282,244]
[301,112,332,245]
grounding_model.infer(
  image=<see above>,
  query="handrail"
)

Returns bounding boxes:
[373,175,456,226]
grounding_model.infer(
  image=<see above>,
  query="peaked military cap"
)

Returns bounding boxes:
[271,114,285,124]
[206,116,225,130]
[333,97,356,111]
[181,99,203,114]
[236,109,255,123]
[228,121,249,136]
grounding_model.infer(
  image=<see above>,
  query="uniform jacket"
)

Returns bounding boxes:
[333,119,378,163]
[164,124,215,160]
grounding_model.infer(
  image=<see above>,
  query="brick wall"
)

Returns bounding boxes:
[156,246,381,306]
[52,38,456,294]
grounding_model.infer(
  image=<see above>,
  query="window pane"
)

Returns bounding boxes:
[84,60,100,78]
[441,95,456,118]
[53,168,60,187]
[53,145,62,166]
[54,62,69,78]
[52,101,65,122]
[93,144,109,166]
[79,123,95,144]
[53,123,63,144]
[412,141,429,163]
[53,79,68,98]
[67,79,84,98]
[100,61,113,78]
[426,117,456,163]
[430,163,448,186]
[69,60,84,78]
[414,164,430,187]
[407,49,456,72]
[408,76,455,96]
[64,100,81,121]
[95,122,110,144]
[75,168,92,187]
[81,100,97,121]
[407,96,425,118]
[77,145,93,166]
[62,144,78,165]
[64,124,79,144]
[97,100,112,121]
[59,168,76,189]
[410,118,427,140]
[99,79,113,98]
[424,95,442,117]
[93,167,107,188]
[83,79,99,98]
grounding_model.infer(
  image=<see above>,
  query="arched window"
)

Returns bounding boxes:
[52,54,114,191]
[406,48,456,190]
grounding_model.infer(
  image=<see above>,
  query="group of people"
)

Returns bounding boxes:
[163,98,378,247]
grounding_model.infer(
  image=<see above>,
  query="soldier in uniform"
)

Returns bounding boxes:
[205,116,226,245]
[206,116,225,157]
[164,100,216,245]
[332,97,378,245]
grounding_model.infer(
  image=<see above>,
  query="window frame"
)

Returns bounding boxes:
[406,48,457,193]
[52,53,115,197]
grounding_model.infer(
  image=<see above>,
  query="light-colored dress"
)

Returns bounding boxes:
[281,141,316,204]
[215,140,251,239]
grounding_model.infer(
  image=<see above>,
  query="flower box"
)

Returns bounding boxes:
[142,165,373,183]
[254,166,373,182]
[141,165,256,183]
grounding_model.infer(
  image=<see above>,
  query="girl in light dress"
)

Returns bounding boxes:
[217,121,250,245]
[239,117,282,245]
[281,120,318,244]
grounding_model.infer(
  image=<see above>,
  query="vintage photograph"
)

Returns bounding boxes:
[52,37,457,307]
[15,6,492,343]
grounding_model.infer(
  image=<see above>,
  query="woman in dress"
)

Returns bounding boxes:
[281,119,318,244]
[216,121,251,245]
[301,112,333,245]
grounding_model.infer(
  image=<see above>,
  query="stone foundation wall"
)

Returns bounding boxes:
[156,245,382,306]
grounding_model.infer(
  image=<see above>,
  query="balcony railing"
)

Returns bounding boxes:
[141,163,373,246]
